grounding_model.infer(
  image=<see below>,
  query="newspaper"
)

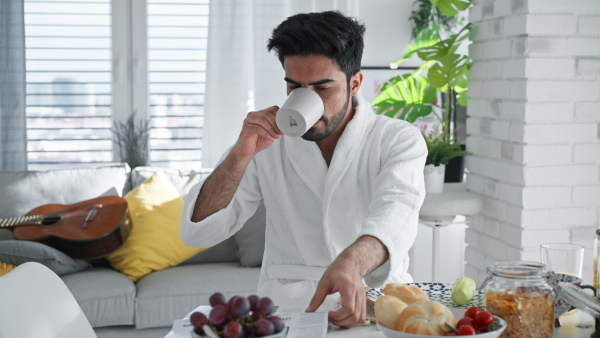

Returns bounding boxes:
[274,308,328,338]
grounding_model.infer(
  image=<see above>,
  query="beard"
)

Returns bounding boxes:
[302,83,351,142]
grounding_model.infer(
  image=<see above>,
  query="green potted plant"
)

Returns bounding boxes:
[373,0,472,193]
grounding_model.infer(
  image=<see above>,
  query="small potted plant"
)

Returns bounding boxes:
[422,132,470,193]
[112,111,150,169]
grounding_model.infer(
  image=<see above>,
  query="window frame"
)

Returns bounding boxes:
[111,0,150,164]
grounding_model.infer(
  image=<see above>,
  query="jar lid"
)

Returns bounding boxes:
[488,261,547,279]
[555,282,600,318]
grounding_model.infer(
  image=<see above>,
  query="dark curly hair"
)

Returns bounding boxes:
[267,11,366,81]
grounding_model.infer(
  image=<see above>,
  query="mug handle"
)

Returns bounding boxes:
[568,284,597,312]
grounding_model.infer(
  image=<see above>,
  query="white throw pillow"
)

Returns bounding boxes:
[0,163,130,218]
[128,166,213,198]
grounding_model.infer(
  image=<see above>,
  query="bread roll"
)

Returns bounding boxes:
[374,295,408,329]
[395,300,456,336]
[382,283,429,304]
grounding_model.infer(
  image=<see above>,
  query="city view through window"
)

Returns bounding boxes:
[25,0,208,170]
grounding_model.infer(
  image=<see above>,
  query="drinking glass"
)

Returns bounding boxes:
[541,243,585,317]
[540,243,584,278]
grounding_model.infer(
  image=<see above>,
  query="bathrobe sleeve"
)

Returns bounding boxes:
[180,151,263,249]
[358,125,427,287]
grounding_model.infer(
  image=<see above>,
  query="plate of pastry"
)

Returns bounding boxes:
[366,282,484,309]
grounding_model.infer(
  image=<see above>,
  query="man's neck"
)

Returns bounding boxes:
[316,98,357,166]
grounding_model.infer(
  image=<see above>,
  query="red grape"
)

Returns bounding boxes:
[247,294,259,311]
[224,321,245,338]
[209,292,227,307]
[230,296,251,319]
[256,297,275,316]
[254,318,275,337]
[190,312,208,335]
[267,315,285,333]
[227,296,240,314]
[209,305,227,328]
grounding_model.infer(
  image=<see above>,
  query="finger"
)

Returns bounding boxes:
[332,287,366,328]
[244,124,276,142]
[256,112,282,137]
[360,292,367,324]
[247,112,281,139]
[263,105,283,135]
[246,116,280,140]
[328,290,357,327]
[306,282,329,313]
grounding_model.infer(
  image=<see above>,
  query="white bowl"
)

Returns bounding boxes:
[376,311,507,338]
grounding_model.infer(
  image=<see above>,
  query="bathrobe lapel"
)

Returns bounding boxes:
[321,97,370,257]
[283,135,328,202]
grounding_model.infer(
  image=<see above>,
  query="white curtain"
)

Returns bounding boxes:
[0,0,27,171]
[202,0,359,168]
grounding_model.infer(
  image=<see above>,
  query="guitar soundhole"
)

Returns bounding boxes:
[42,214,61,225]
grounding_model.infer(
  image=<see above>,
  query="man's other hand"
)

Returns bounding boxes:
[305,260,366,328]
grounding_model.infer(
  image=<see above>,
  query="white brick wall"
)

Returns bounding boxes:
[465,0,600,284]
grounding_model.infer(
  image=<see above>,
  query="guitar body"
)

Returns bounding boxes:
[12,196,131,260]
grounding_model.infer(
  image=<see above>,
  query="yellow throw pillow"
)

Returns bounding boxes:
[107,170,207,282]
[0,261,16,276]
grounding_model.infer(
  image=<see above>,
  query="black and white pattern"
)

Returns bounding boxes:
[366,283,484,309]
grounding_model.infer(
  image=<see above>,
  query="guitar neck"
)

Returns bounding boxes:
[0,215,44,228]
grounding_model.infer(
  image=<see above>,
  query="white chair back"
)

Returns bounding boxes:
[0,262,97,338]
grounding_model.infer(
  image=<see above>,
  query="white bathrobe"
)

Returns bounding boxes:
[181,95,427,305]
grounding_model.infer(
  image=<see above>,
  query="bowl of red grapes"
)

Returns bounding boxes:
[190,292,286,338]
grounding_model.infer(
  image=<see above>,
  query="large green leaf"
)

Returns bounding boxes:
[430,0,471,17]
[373,73,437,123]
[416,24,470,61]
[455,84,469,106]
[427,53,470,91]
[390,27,440,69]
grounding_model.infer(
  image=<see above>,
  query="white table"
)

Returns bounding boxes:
[419,183,483,281]
[164,308,595,337]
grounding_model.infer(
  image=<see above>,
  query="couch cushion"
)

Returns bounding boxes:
[134,263,260,329]
[179,236,239,266]
[62,267,136,327]
[107,171,207,282]
[0,240,90,276]
[128,166,212,198]
[0,163,130,218]
[234,201,266,267]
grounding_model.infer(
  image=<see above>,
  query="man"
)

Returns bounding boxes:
[180,11,426,328]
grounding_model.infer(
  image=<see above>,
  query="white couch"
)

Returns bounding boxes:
[0,164,265,337]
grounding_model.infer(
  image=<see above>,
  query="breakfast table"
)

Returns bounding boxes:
[165,307,596,337]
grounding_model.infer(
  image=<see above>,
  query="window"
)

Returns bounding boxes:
[24,0,208,170]
[25,0,113,168]
[147,0,208,169]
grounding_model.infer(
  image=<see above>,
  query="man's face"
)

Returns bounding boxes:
[283,54,355,142]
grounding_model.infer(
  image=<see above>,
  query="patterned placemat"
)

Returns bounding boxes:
[366,282,484,309]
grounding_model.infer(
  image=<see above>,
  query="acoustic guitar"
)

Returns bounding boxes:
[0,196,131,260]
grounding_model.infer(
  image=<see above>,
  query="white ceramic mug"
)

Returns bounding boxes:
[276,88,324,137]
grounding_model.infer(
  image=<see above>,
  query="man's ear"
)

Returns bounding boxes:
[350,71,364,96]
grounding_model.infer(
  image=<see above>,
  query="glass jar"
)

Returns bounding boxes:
[481,261,554,338]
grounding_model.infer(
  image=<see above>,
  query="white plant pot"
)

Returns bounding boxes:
[424,164,445,194]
